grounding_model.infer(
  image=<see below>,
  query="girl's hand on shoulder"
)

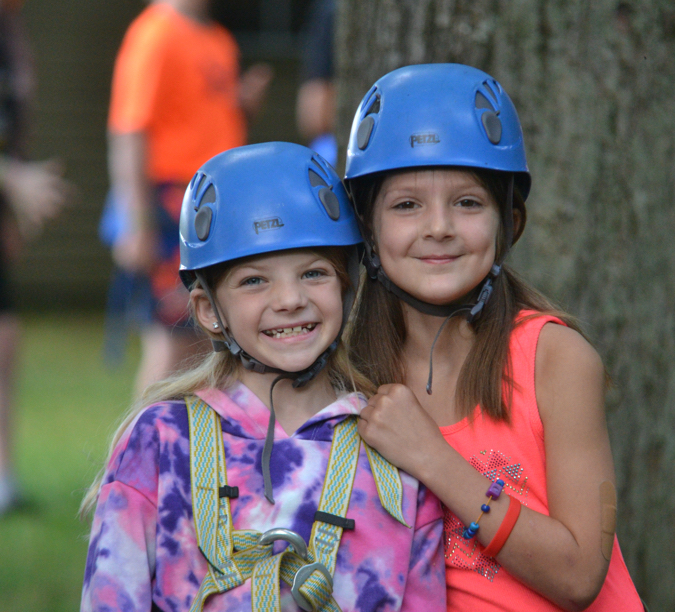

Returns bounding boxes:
[358,383,446,479]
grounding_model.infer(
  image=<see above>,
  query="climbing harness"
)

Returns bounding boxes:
[186,395,408,612]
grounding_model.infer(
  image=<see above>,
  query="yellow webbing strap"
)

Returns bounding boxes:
[187,397,407,612]
[252,416,361,612]
[188,396,248,611]
[364,443,409,527]
[298,417,361,610]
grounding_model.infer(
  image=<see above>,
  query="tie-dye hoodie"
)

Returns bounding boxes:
[81,382,446,612]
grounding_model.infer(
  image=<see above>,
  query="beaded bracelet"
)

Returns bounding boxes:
[462,478,505,540]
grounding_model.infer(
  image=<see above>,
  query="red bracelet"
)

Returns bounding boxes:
[482,495,521,558]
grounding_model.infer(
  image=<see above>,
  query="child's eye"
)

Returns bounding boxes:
[303,269,327,280]
[241,276,264,286]
[457,198,482,208]
[393,200,419,210]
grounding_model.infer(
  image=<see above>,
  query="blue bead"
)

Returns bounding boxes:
[496,479,505,486]
[469,522,480,532]
[481,504,491,513]
[462,529,473,539]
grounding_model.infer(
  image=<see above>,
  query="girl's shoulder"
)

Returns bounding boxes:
[508,309,603,412]
[107,400,190,472]
[512,306,603,375]
[134,399,191,434]
[513,308,565,331]
[509,309,567,369]
[510,308,596,362]
[536,323,604,388]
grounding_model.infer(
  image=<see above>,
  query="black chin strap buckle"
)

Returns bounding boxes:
[211,339,227,352]
[217,332,243,357]
[467,265,502,324]
[292,341,338,388]
[240,353,270,374]
[363,247,380,280]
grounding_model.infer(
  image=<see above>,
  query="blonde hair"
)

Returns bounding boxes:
[79,247,375,520]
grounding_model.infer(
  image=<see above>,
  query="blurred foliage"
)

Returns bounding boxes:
[0,314,137,612]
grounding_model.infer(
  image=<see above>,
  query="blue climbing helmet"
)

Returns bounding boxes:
[179,141,362,384]
[344,63,531,201]
[180,141,362,284]
[343,64,531,323]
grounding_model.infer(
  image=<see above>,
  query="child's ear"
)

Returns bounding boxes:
[190,288,219,332]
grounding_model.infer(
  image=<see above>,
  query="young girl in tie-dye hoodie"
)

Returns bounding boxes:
[80,142,446,612]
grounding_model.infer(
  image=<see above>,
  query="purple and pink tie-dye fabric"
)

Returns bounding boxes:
[81,381,446,612]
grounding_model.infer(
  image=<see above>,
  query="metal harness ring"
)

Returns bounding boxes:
[291,562,334,611]
[256,527,309,560]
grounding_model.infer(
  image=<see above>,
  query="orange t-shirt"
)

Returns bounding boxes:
[108,4,246,183]
[440,312,643,611]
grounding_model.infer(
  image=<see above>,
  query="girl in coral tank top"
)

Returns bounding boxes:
[344,63,644,612]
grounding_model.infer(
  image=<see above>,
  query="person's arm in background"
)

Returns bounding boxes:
[106,131,156,273]
[296,0,335,140]
[296,79,334,142]
[239,63,273,124]
[0,156,70,239]
[0,8,71,241]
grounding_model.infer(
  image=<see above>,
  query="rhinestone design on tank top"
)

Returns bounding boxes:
[443,449,530,581]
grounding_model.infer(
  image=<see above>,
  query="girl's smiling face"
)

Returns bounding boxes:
[372,169,501,306]
[196,250,344,373]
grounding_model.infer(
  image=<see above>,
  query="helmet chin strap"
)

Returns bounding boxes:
[362,175,515,395]
[194,270,346,504]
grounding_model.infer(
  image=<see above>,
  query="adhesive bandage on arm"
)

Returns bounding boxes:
[600,480,617,561]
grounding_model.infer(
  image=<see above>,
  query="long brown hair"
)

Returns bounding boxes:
[80,247,375,519]
[348,168,584,422]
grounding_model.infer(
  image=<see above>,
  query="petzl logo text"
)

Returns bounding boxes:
[253,217,285,234]
[410,133,440,147]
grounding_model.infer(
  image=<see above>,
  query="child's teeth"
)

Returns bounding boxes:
[266,324,316,338]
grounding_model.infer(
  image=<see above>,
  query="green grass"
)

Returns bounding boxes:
[0,314,139,612]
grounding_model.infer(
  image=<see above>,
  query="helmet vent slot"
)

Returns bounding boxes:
[483,80,499,104]
[481,112,502,144]
[366,96,380,115]
[309,168,328,187]
[475,91,494,111]
[357,115,375,150]
[360,85,379,117]
[319,187,340,220]
[195,206,213,241]
[190,171,208,209]
[476,88,502,144]
[200,184,216,206]
[190,171,205,190]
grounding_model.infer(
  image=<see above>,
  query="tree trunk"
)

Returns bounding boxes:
[336,2,675,609]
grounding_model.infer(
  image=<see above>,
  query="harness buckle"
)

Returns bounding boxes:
[291,561,334,611]
[256,527,308,560]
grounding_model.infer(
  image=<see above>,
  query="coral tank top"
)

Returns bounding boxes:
[439,311,642,611]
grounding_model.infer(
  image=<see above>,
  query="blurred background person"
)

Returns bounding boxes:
[295,0,336,165]
[103,0,272,396]
[0,0,71,516]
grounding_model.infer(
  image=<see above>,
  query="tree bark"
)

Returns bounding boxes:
[336,1,675,609]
